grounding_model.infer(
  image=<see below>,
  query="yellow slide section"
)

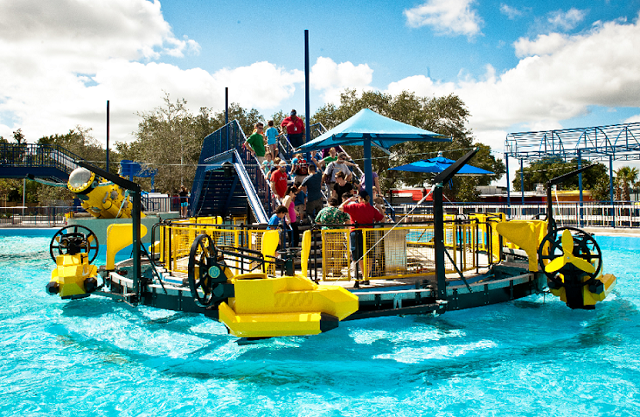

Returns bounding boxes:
[105,224,148,270]
[218,274,359,338]
[495,220,548,271]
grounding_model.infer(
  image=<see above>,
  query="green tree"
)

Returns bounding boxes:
[123,94,264,193]
[615,166,638,202]
[13,128,25,144]
[311,89,505,201]
[38,126,107,168]
[512,158,611,201]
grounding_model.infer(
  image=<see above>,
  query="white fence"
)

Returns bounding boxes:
[392,202,640,228]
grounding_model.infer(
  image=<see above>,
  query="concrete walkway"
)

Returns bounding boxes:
[584,227,640,237]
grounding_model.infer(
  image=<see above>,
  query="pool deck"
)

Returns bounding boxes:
[584,227,640,237]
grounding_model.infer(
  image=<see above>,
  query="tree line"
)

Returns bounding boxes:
[2,89,636,205]
[512,157,639,202]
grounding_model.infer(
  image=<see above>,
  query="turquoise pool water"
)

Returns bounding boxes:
[1,229,639,416]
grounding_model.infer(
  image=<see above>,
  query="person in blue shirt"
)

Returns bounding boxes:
[268,205,288,230]
[265,120,279,158]
[267,205,289,249]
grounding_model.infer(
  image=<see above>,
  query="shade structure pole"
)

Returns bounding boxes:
[505,153,510,207]
[520,159,524,207]
[433,183,446,300]
[304,30,310,146]
[578,150,583,228]
[225,87,229,151]
[106,100,110,173]
[609,155,615,228]
[363,138,373,205]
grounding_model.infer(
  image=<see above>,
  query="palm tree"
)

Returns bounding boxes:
[615,166,639,201]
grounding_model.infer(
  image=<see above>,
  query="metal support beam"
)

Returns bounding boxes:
[520,159,524,214]
[433,147,480,301]
[363,138,373,205]
[578,150,583,228]
[77,160,142,301]
[304,30,310,146]
[609,155,615,228]
[106,100,110,173]
[505,154,510,207]
[433,184,446,300]
[225,87,229,151]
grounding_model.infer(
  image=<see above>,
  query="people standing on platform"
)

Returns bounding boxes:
[281,185,300,247]
[360,170,380,193]
[281,109,305,149]
[339,190,384,282]
[270,160,289,199]
[315,197,350,229]
[291,153,310,185]
[294,182,307,222]
[332,171,354,202]
[301,164,323,221]
[262,151,274,175]
[179,185,189,219]
[244,122,266,163]
[268,205,288,230]
[265,120,279,158]
[323,152,353,188]
[316,147,338,168]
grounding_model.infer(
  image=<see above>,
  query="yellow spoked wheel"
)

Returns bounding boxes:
[187,234,216,307]
[538,226,602,286]
[49,225,99,264]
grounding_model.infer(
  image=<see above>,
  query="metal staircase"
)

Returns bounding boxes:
[0,143,81,182]
[189,120,395,224]
[190,121,274,222]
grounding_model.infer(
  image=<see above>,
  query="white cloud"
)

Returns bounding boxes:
[547,8,588,31]
[499,4,524,20]
[625,114,640,123]
[386,75,456,98]
[0,0,302,144]
[0,0,199,66]
[387,14,640,151]
[214,62,303,110]
[514,33,569,57]
[404,0,483,38]
[310,57,373,104]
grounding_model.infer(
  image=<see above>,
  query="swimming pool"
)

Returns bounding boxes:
[1,230,638,416]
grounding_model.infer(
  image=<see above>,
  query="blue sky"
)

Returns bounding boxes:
[1,0,640,173]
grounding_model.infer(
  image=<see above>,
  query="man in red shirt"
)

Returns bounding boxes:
[270,160,289,199]
[339,190,384,284]
[281,109,305,149]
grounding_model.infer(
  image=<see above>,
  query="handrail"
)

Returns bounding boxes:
[0,143,83,177]
[191,120,282,221]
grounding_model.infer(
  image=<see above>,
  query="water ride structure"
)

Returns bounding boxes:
[44,128,618,338]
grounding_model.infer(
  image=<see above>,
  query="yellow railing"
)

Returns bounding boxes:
[157,217,241,275]
[318,220,498,281]
[153,216,504,283]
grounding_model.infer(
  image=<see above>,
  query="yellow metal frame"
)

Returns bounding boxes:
[154,216,507,283]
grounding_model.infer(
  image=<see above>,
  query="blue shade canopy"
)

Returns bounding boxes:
[297,108,449,205]
[389,153,494,175]
[296,108,449,152]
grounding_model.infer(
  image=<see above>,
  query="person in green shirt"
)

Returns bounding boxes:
[244,122,266,163]
[317,147,338,168]
[315,197,350,229]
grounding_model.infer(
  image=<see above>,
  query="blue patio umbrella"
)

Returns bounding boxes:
[297,109,449,203]
[389,152,494,175]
